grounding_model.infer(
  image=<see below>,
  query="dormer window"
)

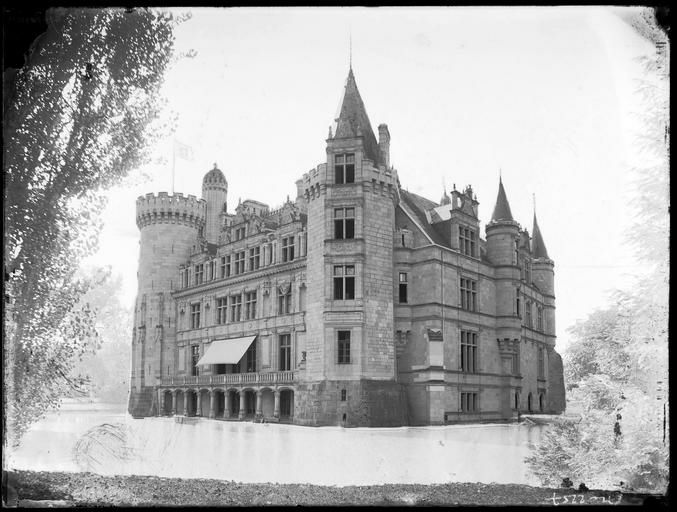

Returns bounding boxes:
[335,153,355,184]
[235,227,246,241]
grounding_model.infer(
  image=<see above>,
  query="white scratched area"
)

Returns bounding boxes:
[7,404,548,486]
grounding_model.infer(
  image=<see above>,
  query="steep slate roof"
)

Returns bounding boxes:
[332,68,382,166]
[531,213,549,259]
[490,177,514,222]
[398,189,448,246]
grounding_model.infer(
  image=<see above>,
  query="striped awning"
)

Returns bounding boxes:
[196,335,256,366]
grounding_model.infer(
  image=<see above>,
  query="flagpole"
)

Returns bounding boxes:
[171,138,176,195]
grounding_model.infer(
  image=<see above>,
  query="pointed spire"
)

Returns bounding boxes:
[491,175,514,222]
[532,209,549,259]
[330,67,381,164]
[349,31,352,70]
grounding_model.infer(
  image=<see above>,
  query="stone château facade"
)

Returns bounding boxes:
[128,67,566,426]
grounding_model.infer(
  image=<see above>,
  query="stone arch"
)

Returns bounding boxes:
[539,393,545,412]
[260,388,275,418]
[186,388,199,416]
[527,392,533,413]
[213,388,226,418]
[198,389,210,416]
[514,391,520,410]
[162,390,173,415]
[243,389,257,416]
[227,389,241,418]
[175,389,185,415]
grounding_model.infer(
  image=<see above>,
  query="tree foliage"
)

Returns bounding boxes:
[526,12,669,493]
[69,267,133,404]
[3,7,187,446]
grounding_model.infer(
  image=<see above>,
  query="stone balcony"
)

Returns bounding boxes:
[160,370,296,387]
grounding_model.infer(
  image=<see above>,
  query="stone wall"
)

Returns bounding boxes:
[294,379,407,427]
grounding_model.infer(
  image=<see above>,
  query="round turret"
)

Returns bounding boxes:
[130,192,206,416]
[202,166,228,190]
[201,164,228,244]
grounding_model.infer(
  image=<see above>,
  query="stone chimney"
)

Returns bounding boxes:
[378,123,390,168]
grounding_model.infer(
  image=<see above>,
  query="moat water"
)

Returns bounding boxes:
[6,400,551,486]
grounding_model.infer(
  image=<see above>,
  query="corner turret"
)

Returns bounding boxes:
[202,163,228,244]
[531,212,555,330]
[485,176,520,267]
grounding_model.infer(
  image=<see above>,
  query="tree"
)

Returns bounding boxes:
[69,267,133,404]
[3,7,188,447]
[526,9,668,493]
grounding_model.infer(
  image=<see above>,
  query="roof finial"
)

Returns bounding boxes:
[533,193,536,215]
[499,167,502,182]
[349,31,352,70]
[213,162,218,169]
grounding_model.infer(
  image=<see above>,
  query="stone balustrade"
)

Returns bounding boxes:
[161,370,296,387]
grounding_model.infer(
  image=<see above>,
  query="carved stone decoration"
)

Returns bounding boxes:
[278,281,291,295]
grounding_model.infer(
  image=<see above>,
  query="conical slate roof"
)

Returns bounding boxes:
[531,213,549,259]
[331,68,381,165]
[491,177,514,222]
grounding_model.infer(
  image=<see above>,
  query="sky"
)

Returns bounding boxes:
[83,6,661,353]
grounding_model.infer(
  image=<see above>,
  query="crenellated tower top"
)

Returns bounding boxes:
[136,192,206,230]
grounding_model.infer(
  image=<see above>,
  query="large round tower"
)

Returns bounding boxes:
[201,164,228,244]
[128,192,206,417]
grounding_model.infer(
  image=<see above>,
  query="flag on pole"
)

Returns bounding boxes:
[174,139,195,161]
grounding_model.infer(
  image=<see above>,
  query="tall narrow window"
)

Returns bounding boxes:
[245,291,257,320]
[334,207,355,239]
[524,259,531,283]
[279,333,291,371]
[460,278,477,312]
[525,300,532,328]
[334,153,355,184]
[337,330,351,364]
[282,237,295,262]
[216,297,228,324]
[538,347,545,379]
[514,240,519,265]
[194,264,204,285]
[235,226,246,241]
[512,346,520,375]
[460,392,478,412]
[333,265,355,300]
[278,288,292,314]
[230,294,242,322]
[459,226,477,257]
[220,255,230,278]
[191,345,200,376]
[209,261,216,280]
[398,272,408,303]
[190,303,201,329]
[234,251,245,274]
[460,331,477,373]
[516,290,521,318]
[249,246,260,271]
[537,305,544,331]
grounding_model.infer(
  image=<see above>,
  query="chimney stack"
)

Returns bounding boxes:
[378,123,390,168]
